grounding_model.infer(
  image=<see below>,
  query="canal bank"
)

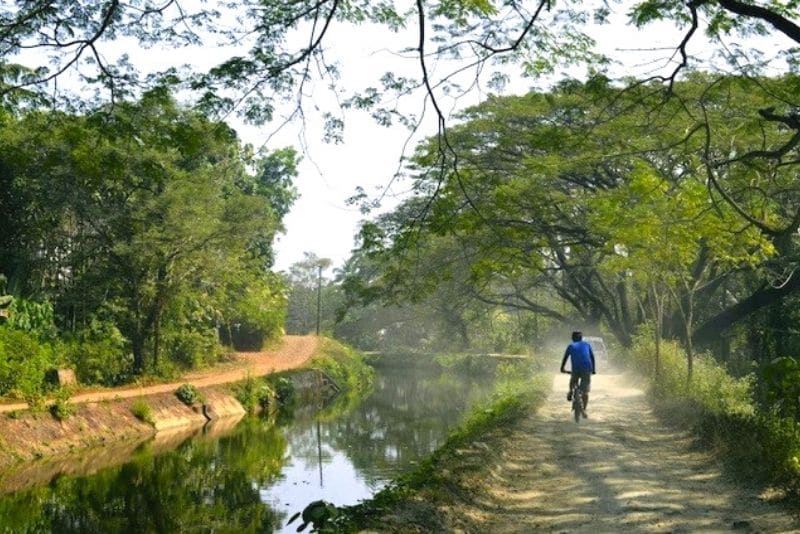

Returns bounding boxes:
[0,337,370,471]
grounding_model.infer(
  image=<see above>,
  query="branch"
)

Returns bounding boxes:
[712,0,800,44]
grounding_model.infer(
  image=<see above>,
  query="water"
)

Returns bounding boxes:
[0,355,502,533]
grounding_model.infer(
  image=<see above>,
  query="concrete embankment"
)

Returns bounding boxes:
[0,369,338,478]
[0,388,244,470]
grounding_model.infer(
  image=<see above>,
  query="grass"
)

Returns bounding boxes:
[130,398,154,425]
[622,331,800,496]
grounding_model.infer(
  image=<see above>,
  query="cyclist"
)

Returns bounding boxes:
[560,331,596,418]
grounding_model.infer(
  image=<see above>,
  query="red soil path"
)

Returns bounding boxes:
[0,335,320,414]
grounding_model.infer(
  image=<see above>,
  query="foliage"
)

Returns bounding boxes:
[6,299,56,339]
[130,399,155,425]
[175,384,203,406]
[761,356,800,420]
[309,339,374,397]
[625,332,800,493]
[232,374,275,415]
[0,326,53,401]
[265,375,295,405]
[62,320,131,386]
[627,329,755,417]
[162,328,221,370]
[0,89,296,378]
[351,74,798,363]
[49,387,74,421]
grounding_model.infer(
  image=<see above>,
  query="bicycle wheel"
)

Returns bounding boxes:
[572,388,582,423]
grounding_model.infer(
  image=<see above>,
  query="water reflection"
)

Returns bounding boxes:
[0,355,500,533]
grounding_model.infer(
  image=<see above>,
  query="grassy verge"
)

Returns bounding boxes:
[307,338,374,391]
[621,332,800,496]
[330,360,550,532]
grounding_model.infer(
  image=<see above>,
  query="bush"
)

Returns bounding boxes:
[63,321,132,386]
[6,299,56,339]
[164,328,221,369]
[311,339,374,394]
[49,387,74,421]
[175,383,202,406]
[233,374,275,414]
[131,398,154,425]
[0,326,54,401]
[221,275,286,351]
[626,330,800,493]
[270,376,295,404]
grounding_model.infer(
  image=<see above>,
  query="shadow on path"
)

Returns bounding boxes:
[457,372,798,533]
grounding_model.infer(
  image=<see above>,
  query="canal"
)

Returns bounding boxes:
[0,354,510,532]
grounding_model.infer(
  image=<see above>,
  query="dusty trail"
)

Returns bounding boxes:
[455,371,798,533]
[0,335,320,413]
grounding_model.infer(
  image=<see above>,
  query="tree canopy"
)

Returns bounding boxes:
[348,73,799,369]
[0,88,297,382]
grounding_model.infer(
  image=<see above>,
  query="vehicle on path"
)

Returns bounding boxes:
[583,336,608,365]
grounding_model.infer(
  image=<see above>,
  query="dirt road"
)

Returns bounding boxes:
[0,335,320,413]
[450,371,798,533]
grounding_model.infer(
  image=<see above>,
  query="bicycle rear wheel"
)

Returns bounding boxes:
[572,388,582,423]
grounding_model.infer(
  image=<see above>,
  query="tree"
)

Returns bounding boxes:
[1,0,797,162]
[352,75,791,365]
[285,253,336,336]
[0,89,298,375]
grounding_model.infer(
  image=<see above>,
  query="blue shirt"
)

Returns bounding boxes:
[561,341,595,373]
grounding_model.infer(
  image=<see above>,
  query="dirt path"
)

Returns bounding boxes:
[0,335,320,413]
[452,370,798,533]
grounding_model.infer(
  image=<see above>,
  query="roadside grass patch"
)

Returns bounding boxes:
[624,332,800,496]
[131,398,154,425]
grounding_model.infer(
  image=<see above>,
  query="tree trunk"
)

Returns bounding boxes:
[132,333,145,374]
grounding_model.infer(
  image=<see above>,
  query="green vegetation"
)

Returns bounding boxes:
[131,399,155,426]
[623,331,800,495]
[0,90,297,393]
[265,375,295,405]
[309,338,374,400]
[174,384,203,406]
[48,387,74,421]
[0,327,54,403]
[232,375,276,415]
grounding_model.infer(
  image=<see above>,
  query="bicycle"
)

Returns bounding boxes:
[562,371,585,423]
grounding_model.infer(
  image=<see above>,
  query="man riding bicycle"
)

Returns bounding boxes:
[560,331,596,418]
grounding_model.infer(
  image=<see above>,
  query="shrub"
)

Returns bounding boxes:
[175,383,202,405]
[6,299,56,339]
[233,374,275,414]
[62,323,132,386]
[131,398,154,425]
[49,387,74,421]
[626,330,800,493]
[270,376,295,404]
[163,328,221,370]
[0,326,53,400]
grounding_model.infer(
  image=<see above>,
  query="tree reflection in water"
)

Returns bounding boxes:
[0,355,509,533]
[0,418,288,533]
